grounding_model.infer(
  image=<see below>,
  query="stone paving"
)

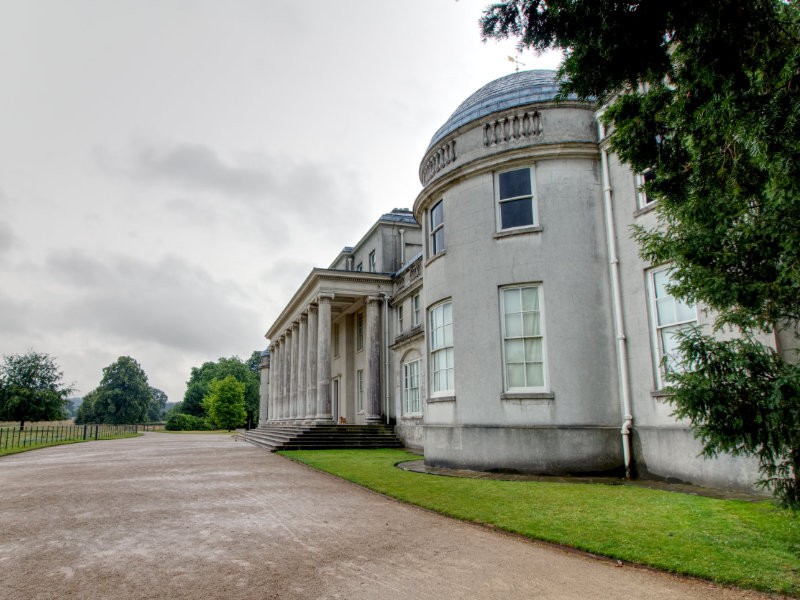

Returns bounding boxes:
[0,433,776,599]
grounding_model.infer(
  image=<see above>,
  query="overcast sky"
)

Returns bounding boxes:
[0,0,561,404]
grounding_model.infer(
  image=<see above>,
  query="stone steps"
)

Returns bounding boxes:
[240,423,403,452]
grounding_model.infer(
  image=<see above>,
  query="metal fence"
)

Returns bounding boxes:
[0,424,140,451]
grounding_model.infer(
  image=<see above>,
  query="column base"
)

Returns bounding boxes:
[314,414,334,424]
[365,415,383,424]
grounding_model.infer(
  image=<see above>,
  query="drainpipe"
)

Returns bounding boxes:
[383,295,391,425]
[399,228,406,266]
[598,115,634,479]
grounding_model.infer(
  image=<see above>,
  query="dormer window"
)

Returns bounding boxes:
[369,250,376,272]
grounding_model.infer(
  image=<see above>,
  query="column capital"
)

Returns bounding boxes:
[307,303,318,314]
[299,312,308,323]
[366,294,384,304]
[317,292,335,304]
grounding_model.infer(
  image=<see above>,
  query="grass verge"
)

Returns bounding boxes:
[0,433,143,457]
[280,448,800,596]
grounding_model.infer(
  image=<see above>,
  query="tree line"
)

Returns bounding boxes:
[0,350,263,432]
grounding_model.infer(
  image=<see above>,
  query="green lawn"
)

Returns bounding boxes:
[280,449,800,596]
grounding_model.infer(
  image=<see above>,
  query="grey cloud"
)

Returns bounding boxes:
[134,143,275,197]
[46,250,258,354]
[0,221,16,255]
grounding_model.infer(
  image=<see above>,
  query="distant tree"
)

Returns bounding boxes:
[183,356,259,427]
[246,350,262,376]
[92,356,151,424]
[147,387,168,421]
[481,0,800,507]
[74,389,99,425]
[0,351,74,429]
[202,375,246,431]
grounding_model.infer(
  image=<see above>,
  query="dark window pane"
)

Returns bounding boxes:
[500,198,533,229]
[431,200,444,228]
[498,169,531,200]
[432,228,445,254]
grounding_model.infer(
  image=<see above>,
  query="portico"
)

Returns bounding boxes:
[264,269,392,425]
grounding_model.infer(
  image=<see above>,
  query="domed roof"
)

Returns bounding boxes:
[427,69,571,150]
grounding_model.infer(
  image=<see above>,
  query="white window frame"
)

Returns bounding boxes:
[429,199,445,257]
[648,267,698,389]
[356,262,363,272]
[412,294,421,327]
[636,168,656,209]
[500,284,548,392]
[397,304,404,335]
[356,369,364,413]
[402,359,422,415]
[368,250,376,272]
[495,166,537,231]
[429,300,454,397]
[356,311,364,352]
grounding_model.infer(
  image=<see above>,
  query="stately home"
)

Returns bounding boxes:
[257,69,775,493]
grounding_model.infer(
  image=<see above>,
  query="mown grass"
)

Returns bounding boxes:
[0,433,143,457]
[280,448,800,596]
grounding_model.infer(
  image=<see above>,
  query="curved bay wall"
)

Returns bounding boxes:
[416,103,623,474]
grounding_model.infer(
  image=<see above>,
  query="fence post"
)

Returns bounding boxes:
[95,424,99,440]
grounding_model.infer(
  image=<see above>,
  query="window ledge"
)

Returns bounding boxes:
[633,202,658,218]
[651,389,673,399]
[493,225,543,239]
[501,391,554,402]
[427,395,455,404]
[425,250,446,267]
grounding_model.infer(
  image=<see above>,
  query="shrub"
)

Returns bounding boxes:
[165,412,211,431]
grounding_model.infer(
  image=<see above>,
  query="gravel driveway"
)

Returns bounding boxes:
[0,433,775,599]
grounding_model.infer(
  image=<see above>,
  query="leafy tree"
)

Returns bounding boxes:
[481,0,800,506]
[147,386,168,422]
[92,356,152,424]
[0,351,74,429]
[183,356,259,427]
[202,375,246,431]
[246,350,262,376]
[74,389,99,425]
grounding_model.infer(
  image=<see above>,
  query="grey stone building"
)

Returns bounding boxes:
[260,69,781,493]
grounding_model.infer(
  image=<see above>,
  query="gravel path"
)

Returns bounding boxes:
[0,433,777,599]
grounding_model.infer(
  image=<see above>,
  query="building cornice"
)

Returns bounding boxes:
[265,268,392,341]
[414,141,600,220]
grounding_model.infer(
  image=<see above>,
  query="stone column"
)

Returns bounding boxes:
[282,332,291,420]
[268,343,277,423]
[297,313,308,423]
[258,351,269,427]
[365,295,383,423]
[273,341,283,421]
[306,304,318,420]
[290,321,300,420]
[315,293,334,422]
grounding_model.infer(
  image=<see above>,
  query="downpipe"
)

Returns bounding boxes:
[598,115,634,479]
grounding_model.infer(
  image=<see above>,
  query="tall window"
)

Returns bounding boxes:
[356,262,363,272]
[368,250,376,272]
[636,168,656,208]
[356,312,364,352]
[496,167,535,230]
[429,200,445,256]
[356,369,364,412]
[500,285,546,390]
[429,301,454,395]
[649,268,697,387]
[412,294,421,327]
[403,359,421,414]
[397,304,404,334]
[333,323,340,358]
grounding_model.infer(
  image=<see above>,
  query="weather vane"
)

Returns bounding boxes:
[507,55,525,72]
